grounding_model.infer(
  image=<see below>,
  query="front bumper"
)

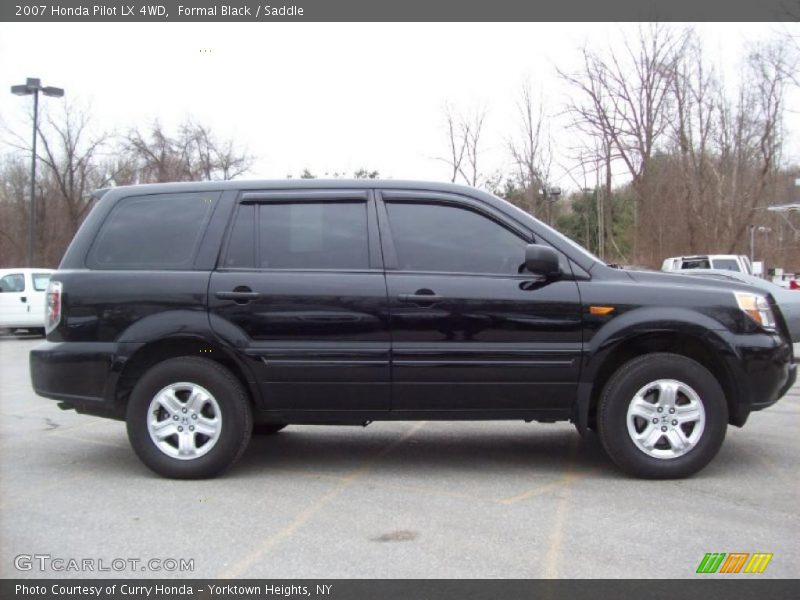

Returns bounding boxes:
[726,332,795,425]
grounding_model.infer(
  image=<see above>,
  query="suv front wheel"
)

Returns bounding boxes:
[126,357,253,479]
[597,353,728,479]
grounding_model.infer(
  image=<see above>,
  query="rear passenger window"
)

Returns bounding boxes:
[88,192,217,269]
[32,273,51,291]
[712,259,739,271]
[256,202,369,270]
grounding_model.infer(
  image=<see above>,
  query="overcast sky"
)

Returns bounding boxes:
[1,22,798,190]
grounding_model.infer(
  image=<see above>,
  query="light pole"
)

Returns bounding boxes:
[540,186,562,226]
[10,78,64,267]
[749,225,771,265]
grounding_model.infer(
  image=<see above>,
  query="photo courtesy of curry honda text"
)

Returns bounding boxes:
[29,180,797,479]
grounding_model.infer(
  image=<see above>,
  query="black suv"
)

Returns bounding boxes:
[30,180,796,479]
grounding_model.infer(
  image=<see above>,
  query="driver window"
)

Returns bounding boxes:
[0,273,25,292]
[385,202,527,275]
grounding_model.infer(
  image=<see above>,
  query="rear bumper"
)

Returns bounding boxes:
[29,341,132,418]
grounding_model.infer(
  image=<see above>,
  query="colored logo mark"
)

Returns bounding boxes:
[696,552,773,574]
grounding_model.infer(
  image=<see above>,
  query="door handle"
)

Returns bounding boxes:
[215,288,261,303]
[398,290,444,306]
[20,296,27,303]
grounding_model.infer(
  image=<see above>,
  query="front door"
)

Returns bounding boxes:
[0,272,29,328]
[209,190,390,412]
[377,190,583,415]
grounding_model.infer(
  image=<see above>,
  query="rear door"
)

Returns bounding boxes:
[377,190,583,414]
[28,271,51,324]
[208,189,391,412]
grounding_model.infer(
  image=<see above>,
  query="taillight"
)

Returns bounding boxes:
[790,280,799,290]
[45,280,62,334]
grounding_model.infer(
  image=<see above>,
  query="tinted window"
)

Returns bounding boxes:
[386,202,526,274]
[224,204,256,268]
[88,192,217,269]
[711,259,740,271]
[32,273,51,291]
[0,273,25,292]
[258,202,369,270]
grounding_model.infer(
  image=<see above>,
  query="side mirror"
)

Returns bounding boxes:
[525,244,561,276]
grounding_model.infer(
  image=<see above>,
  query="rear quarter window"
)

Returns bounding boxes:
[711,259,740,271]
[87,192,218,269]
[32,273,51,291]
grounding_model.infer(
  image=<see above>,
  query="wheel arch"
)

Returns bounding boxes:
[576,329,741,432]
[110,335,261,415]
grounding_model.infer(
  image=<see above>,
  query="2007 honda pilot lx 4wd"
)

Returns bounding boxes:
[30,180,796,479]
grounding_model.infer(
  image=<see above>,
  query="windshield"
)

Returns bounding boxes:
[545,225,605,265]
[496,197,604,265]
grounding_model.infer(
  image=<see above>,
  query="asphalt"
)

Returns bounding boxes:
[1,335,798,579]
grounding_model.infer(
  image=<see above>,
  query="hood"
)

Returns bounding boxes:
[623,269,766,296]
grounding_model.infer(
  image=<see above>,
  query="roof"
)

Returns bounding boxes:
[0,268,53,274]
[96,179,482,197]
[767,203,800,213]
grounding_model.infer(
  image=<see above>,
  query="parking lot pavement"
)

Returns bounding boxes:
[1,336,798,580]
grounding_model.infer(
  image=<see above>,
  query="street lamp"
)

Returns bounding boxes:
[749,225,772,265]
[10,78,64,267]
[540,186,562,226]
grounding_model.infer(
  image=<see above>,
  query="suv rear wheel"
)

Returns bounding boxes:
[126,357,252,479]
[597,353,728,479]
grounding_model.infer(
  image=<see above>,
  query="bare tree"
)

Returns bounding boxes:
[34,103,114,231]
[636,37,792,264]
[438,104,467,184]
[0,103,118,265]
[437,103,488,187]
[507,84,552,218]
[560,25,690,256]
[721,42,790,253]
[0,157,31,265]
[121,120,253,184]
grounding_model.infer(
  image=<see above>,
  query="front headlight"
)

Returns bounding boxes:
[734,291,776,330]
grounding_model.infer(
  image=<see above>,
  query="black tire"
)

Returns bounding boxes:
[126,357,253,479]
[597,353,728,479]
[253,423,287,435]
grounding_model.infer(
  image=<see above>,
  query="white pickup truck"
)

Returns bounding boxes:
[661,254,753,275]
[0,268,53,335]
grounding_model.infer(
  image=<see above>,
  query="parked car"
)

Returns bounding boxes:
[772,275,800,290]
[661,254,753,274]
[0,268,53,335]
[30,181,796,480]
[680,269,800,343]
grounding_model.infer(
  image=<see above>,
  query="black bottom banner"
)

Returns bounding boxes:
[2,579,798,600]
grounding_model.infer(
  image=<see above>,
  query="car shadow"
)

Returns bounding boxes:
[233,426,616,479]
[54,423,771,482]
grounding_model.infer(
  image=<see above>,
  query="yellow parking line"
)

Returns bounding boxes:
[542,440,581,578]
[498,468,593,505]
[218,422,427,578]
[50,431,128,450]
